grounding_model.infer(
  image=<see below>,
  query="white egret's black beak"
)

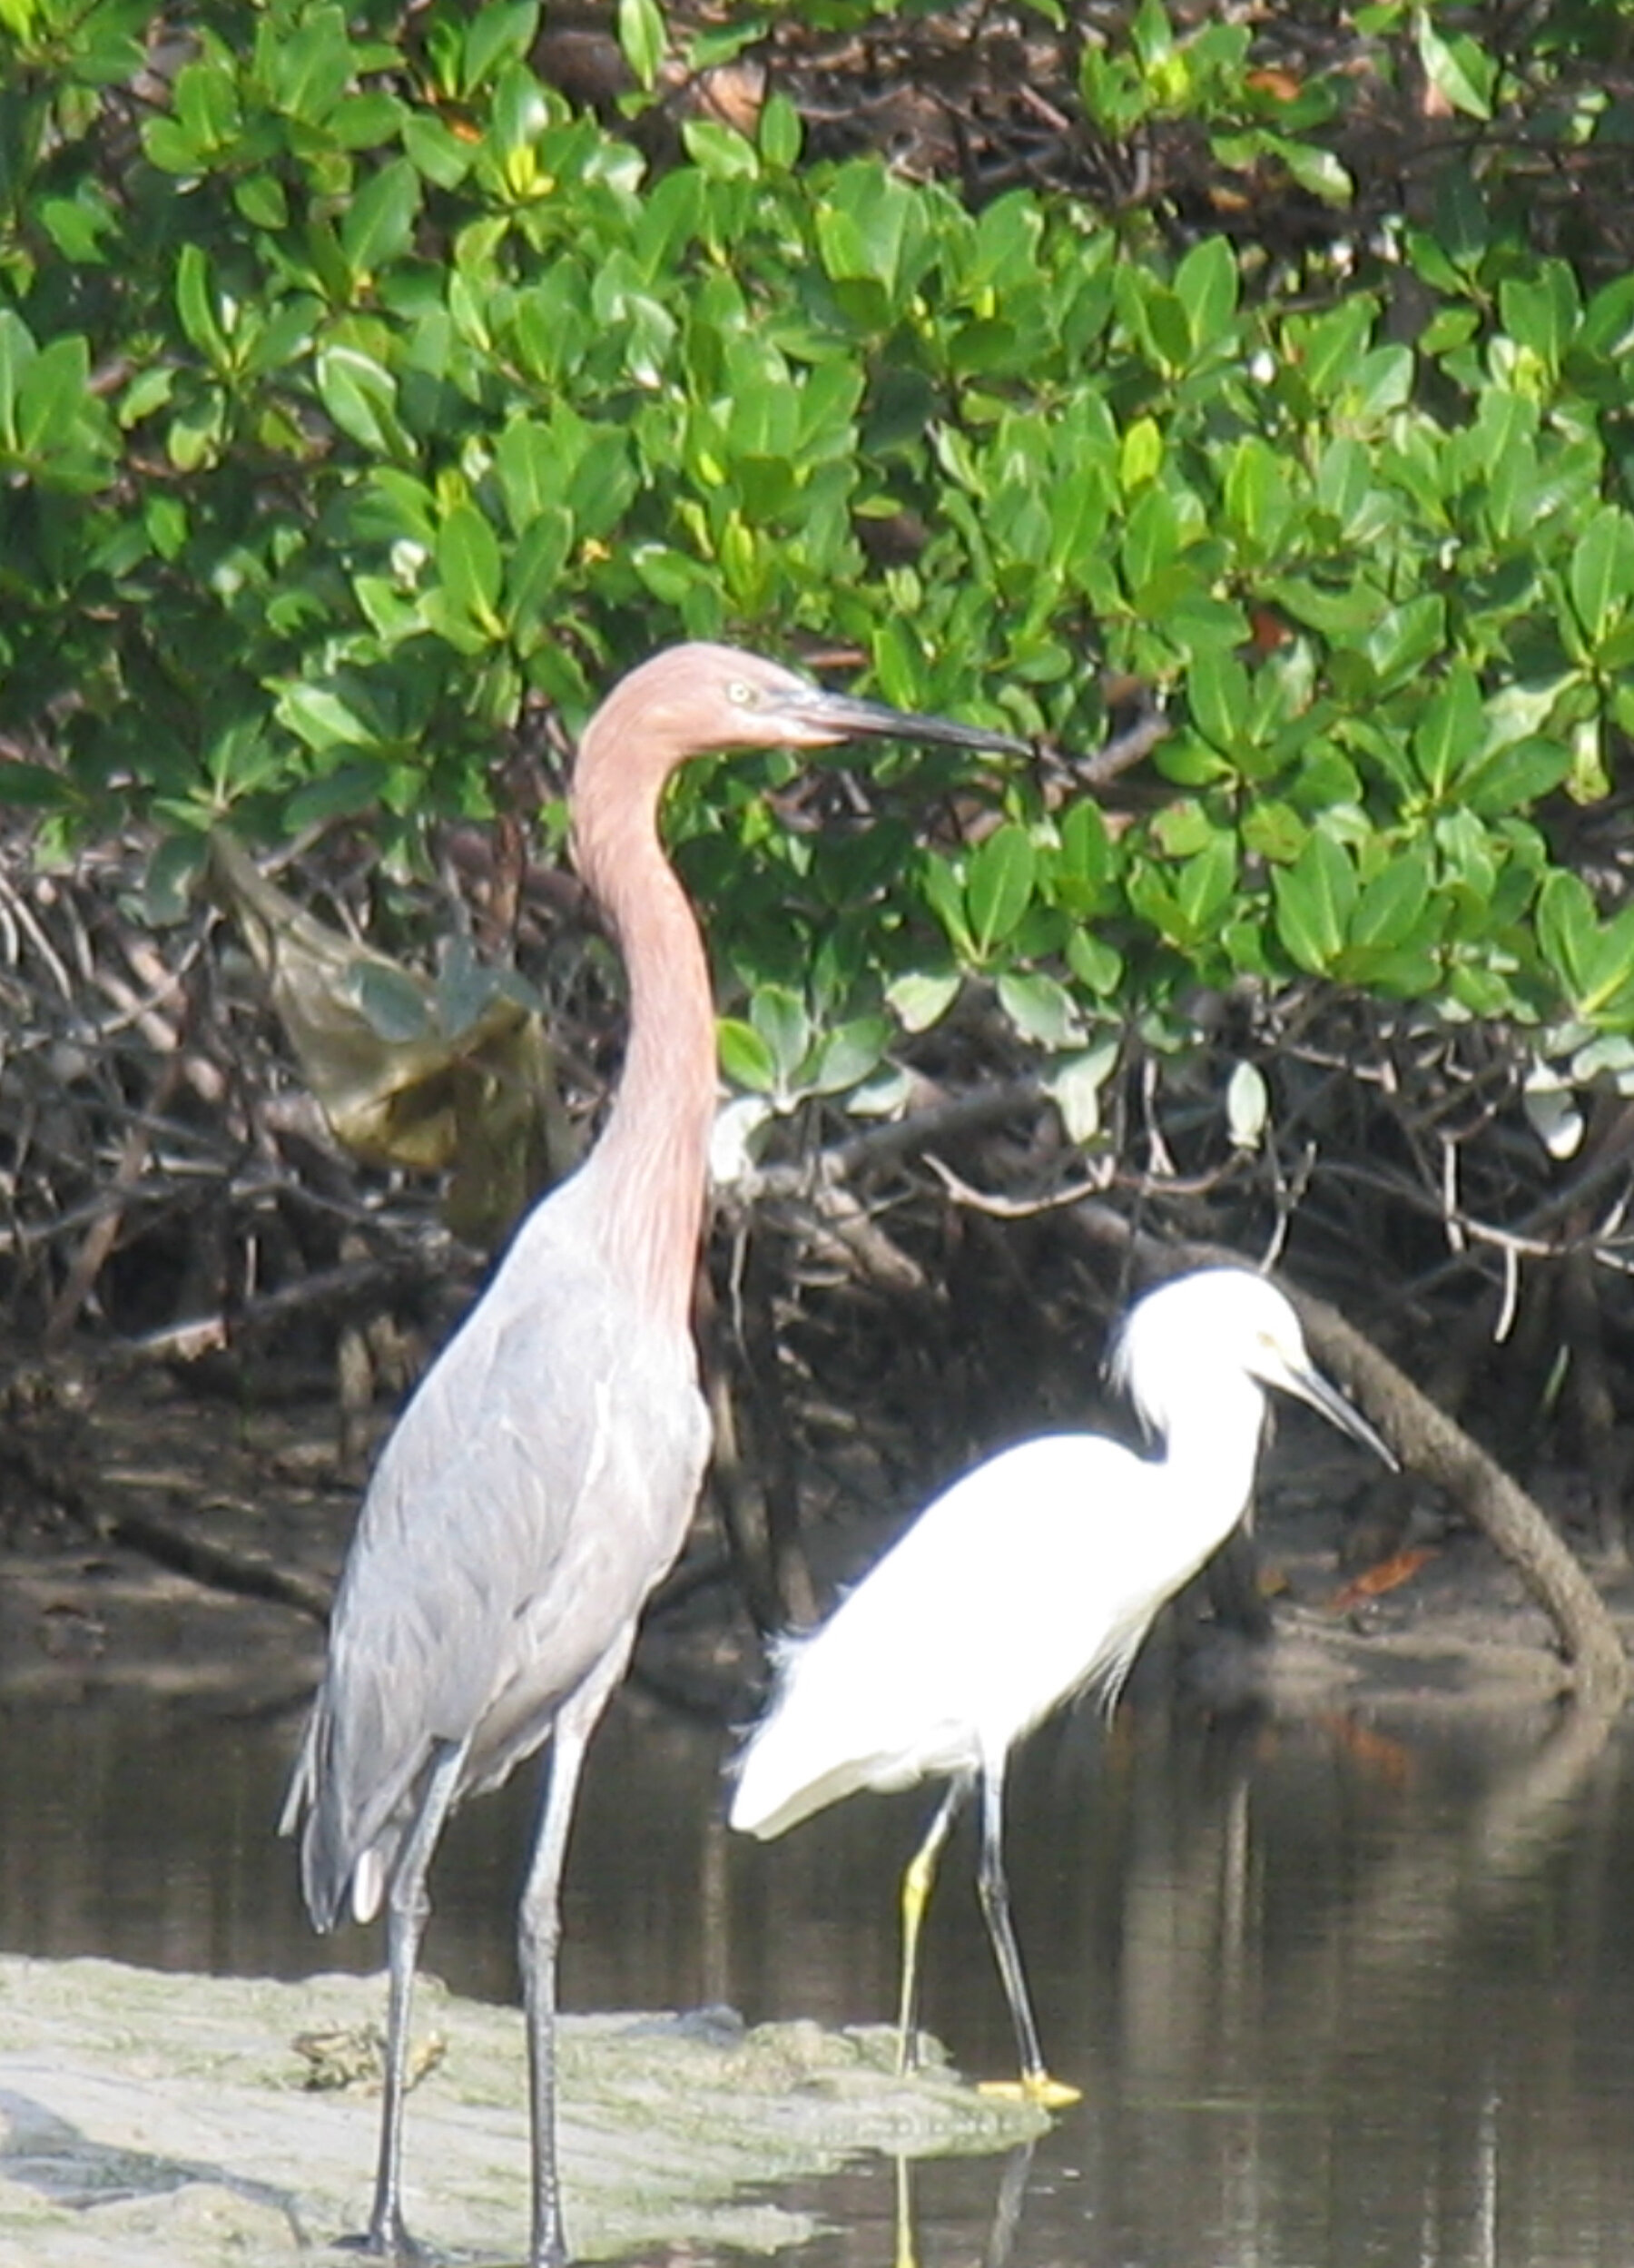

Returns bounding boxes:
[783,684,1032,758]
[1285,1360,1398,1471]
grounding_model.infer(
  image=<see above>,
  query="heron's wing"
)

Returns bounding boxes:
[290,1207,708,1923]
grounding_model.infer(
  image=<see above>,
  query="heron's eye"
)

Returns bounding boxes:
[726,678,757,708]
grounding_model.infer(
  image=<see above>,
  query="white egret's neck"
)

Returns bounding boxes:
[1147,1369,1269,1543]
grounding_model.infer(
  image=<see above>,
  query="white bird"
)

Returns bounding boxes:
[729,1265,1395,2105]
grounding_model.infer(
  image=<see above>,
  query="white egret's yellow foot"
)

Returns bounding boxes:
[979,2073,1082,2109]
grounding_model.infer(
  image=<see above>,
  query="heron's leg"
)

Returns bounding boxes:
[365,1737,468,2257]
[517,1658,625,2268]
[895,1777,968,2076]
[973,1763,1079,2108]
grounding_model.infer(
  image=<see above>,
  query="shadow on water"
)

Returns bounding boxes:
[5,1673,1634,2266]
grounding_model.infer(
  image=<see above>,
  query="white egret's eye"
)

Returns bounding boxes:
[726,678,757,707]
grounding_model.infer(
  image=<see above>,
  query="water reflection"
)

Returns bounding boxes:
[4,1678,1634,2266]
[893,2141,1035,2268]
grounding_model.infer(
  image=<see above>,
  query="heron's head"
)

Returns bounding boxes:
[1108,1267,1395,1465]
[578,642,1029,794]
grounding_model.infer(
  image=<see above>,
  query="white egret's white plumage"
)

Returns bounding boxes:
[729,1265,1394,2103]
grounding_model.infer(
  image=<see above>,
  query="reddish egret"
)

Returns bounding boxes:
[730,1266,1394,2105]
[281,642,1029,2265]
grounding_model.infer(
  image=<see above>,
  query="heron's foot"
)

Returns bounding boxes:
[978,2072,1082,2110]
[336,2216,438,2262]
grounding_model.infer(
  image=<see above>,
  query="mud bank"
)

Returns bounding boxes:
[0,1954,1047,2266]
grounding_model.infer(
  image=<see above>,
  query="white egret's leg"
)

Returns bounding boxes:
[367,1737,469,2256]
[893,2153,915,2268]
[973,1763,1080,2109]
[895,1777,969,2075]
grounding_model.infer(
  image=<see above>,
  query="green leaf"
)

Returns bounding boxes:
[0,309,34,449]
[1270,135,1353,207]
[403,111,475,189]
[1223,436,1291,556]
[1537,875,1634,1023]
[681,117,759,182]
[1176,833,1237,930]
[1120,484,1179,597]
[460,3,541,94]
[1273,828,1355,974]
[1043,1039,1120,1142]
[1339,344,1413,425]
[270,7,357,123]
[1067,927,1123,995]
[1412,666,1484,799]
[1583,912,1634,1023]
[921,854,974,961]
[437,504,505,631]
[965,824,1038,959]
[805,1017,891,1096]
[1118,415,1164,494]
[234,174,289,231]
[1414,8,1495,119]
[887,971,960,1033]
[176,242,229,367]
[1173,234,1237,352]
[1432,163,1488,273]
[997,971,1085,1049]
[39,187,118,262]
[1052,798,1114,914]
[1462,737,1571,815]
[504,507,574,646]
[1499,261,1579,375]
[15,335,104,468]
[1363,594,1446,694]
[1295,297,1377,402]
[760,91,802,169]
[1350,851,1431,951]
[1570,507,1634,648]
[717,1018,777,1094]
[1242,799,1306,863]
[1186,649,1250,758]
[1536,871,1597,998]
[495,419,559,530]
[275,681,381,754]
[0,762,75,810]
[340,159,421,286]
[617,0,666,92]
[1131,0,1174,70]
[1150,799,1216,860]
[750,985,811,1086]
[315,343,406,458]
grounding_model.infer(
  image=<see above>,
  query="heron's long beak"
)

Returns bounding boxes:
[787,685,1032,758]
[1285,1360,1398,1470]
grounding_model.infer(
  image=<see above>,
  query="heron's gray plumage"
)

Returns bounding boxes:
[285,1179,709,1928]
[274,644,1029,2267]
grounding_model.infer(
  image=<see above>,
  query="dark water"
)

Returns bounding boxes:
[4,1675,1633,2267]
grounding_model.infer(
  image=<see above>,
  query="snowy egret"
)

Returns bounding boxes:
[729,1265,1395,2105]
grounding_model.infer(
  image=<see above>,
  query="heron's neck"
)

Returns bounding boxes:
[571,757,715,1338]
